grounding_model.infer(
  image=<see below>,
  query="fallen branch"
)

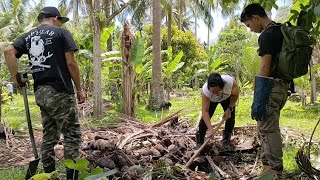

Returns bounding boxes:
[227,161,243,176]
[250,148,259,174]
[117,150,135,166]
[206,156,228,178]
[152,109,184,128]
[117,130,144,149]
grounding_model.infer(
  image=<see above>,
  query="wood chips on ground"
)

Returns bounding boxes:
[0,110,316,179]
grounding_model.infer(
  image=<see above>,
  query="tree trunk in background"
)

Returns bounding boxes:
[168,0,172,48]
[207,25,210,47]
[194,8,197,39]
[85,0,134,117]
[72,0,79,25]
[121,22,135,117]
[178,0,185,30]
[148,0,166,110]
[0,49,2,121]
[108,31,119,101]
[178,0,182,30]
[310,42,319,103]
[92,0,103,117]
[105,0,119,101]
[310,60,316,104]
[167,0,172,100]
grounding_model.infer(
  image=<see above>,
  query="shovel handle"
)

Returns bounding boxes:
[185,117,227,168]
[22,86,39,159]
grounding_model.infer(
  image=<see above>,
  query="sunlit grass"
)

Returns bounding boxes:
[0,166,26,180]
[1,88,319,177]
[2,92,42,131]
[283,145,300,172]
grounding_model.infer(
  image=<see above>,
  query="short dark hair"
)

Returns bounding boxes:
[37,13,57,22]
[240,3,267,22]
[207,72,225,89]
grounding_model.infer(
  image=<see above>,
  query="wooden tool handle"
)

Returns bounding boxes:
[185,116,227,168]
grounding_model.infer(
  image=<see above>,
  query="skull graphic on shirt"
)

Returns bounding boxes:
[29,36,52,69]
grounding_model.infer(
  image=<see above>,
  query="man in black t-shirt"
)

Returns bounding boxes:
[4,6,85,179]
[240,3,289,178]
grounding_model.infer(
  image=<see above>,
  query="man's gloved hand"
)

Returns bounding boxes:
[16,72,29,88]
[251,76,273,121]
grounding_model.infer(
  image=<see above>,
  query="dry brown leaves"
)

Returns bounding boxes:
[0,110,315,180]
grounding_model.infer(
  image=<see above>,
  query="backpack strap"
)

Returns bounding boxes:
[266,21,280,29]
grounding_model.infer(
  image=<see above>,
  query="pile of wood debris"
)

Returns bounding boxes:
[0,110,315,179]
[74,111,308,179]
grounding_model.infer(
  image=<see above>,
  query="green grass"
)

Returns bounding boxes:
[283,145,300,172]
[0,167,26,180]
[5,88,319,138]
[1,88,319,178]
[2,93,42,130]
[0,161,68,180]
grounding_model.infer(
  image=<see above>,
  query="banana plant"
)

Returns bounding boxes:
[192,46,226,85]
[162,46,184,79]
[101,50,122,82]
[130,32,155,103]
[162,46,184,99]
[131,31,145,75]
[101,23,115,52]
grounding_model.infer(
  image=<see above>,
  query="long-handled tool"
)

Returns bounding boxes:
[17,72,40,179]
[186,116,227,168]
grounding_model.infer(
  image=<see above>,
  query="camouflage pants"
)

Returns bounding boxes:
[257,79,288,170]
[35,85,81,168]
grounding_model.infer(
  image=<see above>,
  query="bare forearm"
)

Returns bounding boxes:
[229,95,239,107]
[202,112,213,131]
[65,52,82,91]
[260,55,272,77]
[4,45,18,80]
[259,66,270,77]
[68,63,82,91]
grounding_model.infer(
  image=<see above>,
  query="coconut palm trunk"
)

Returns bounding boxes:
[92,0,103,117]
[167,0,173,100]
[148,0,166,110]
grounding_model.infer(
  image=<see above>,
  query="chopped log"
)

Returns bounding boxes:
[152,109,184,128]
[206,156,228,178]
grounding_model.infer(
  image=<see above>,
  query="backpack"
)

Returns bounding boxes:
[275,22,315,80]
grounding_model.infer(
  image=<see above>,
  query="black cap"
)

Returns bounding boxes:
[38,6,69,23]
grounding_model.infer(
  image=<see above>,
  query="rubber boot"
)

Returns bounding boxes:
[43,163,55,173]
[67,168,79,180]
[221,131,232,151]
[195,132,204,149]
